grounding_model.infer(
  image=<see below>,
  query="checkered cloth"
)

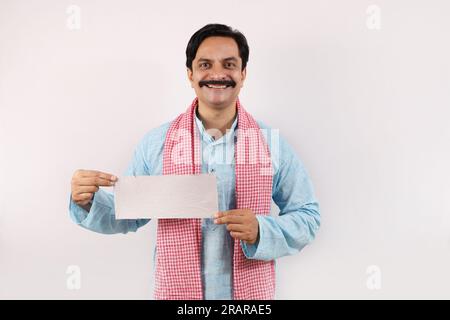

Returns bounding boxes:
[154,98,275,300]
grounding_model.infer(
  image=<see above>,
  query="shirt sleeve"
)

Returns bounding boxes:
[68,135,153,234]
[241,135,320,261]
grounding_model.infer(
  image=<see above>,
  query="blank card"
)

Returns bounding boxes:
[114,174,219,219]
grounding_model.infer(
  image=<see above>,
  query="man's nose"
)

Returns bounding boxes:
[209,65,228,79]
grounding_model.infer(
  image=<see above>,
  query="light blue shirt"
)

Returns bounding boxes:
[69,112,320,300]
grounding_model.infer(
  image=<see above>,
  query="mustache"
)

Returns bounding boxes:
[198,79,236,88]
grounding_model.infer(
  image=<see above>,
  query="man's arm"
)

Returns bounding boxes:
[240,136,320,261]
[69,188,150,234]
[68,136,154,234]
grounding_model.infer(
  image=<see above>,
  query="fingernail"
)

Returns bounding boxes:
[214,219,218,224]
[214,213,219,218]
[111,176,117,181]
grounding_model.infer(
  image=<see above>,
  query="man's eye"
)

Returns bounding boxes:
[225,63,235,68]
[200,63,209,69]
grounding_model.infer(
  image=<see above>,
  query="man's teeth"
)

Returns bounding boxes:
[206,84,227,89]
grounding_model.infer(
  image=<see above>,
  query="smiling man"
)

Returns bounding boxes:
[69,24,320,300]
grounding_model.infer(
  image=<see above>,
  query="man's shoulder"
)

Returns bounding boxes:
[255,119,300,168]
[142,121,172,142]
[256,119,271,130]
[255,119,278,147]
[134,121,172,157]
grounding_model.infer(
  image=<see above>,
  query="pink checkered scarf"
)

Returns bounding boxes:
[155,98,275,300]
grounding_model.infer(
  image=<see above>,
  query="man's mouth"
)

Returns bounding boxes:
[205,84,229,89]
[199,80,236,89]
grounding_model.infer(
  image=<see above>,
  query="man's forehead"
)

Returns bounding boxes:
[194,37,240,61]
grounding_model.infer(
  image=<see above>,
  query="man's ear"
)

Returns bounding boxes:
[187,68,194,88]
[240,68,247,88]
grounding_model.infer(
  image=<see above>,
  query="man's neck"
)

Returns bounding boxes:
[197,100,237,137]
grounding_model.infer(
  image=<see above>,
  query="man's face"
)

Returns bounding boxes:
[188,36,246,110]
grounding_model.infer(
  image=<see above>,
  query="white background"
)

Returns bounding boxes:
[1,0,449,299]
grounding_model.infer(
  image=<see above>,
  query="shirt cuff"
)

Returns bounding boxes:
[240,215,266,260]
[69,189,113,225]
[68,194,89,224]
[90,188,113,208]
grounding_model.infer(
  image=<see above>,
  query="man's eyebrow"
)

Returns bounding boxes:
[223,57,238,62]
[197,57,239,62]
[197,58,212,62]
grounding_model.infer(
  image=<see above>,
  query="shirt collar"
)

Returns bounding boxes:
[195,108,238,145]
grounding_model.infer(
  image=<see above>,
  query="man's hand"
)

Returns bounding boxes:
[71,169,117,208]
[214,209,259,244]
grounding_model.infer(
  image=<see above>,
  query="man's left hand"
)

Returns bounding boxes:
[214,209,259,245]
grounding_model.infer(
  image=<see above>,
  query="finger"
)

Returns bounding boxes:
[76,177,115,187]
[76,177,113,187]
[215,209,245,218]
[96,171,117,181]
[80,170,117,181]
[214,210,245,221]
[226,224,246,232]
[229,231,248,241]
[73,192,93,201]
[214,215,244,225]
[75,186,99,194]
[77,200,90,206]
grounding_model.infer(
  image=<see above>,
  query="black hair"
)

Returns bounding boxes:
[186,24,249,71]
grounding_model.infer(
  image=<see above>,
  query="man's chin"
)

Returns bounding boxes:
[208,101,229,109]
[200,100,233,110]
[202,96,236,109]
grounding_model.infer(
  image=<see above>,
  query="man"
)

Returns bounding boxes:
[69,24,320,300]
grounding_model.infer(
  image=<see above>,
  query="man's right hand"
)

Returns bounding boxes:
[71,169,117,209]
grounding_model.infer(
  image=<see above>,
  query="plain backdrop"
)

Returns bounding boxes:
[1,0,450,299]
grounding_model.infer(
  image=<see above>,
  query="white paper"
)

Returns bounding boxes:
[114,174,219,219]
